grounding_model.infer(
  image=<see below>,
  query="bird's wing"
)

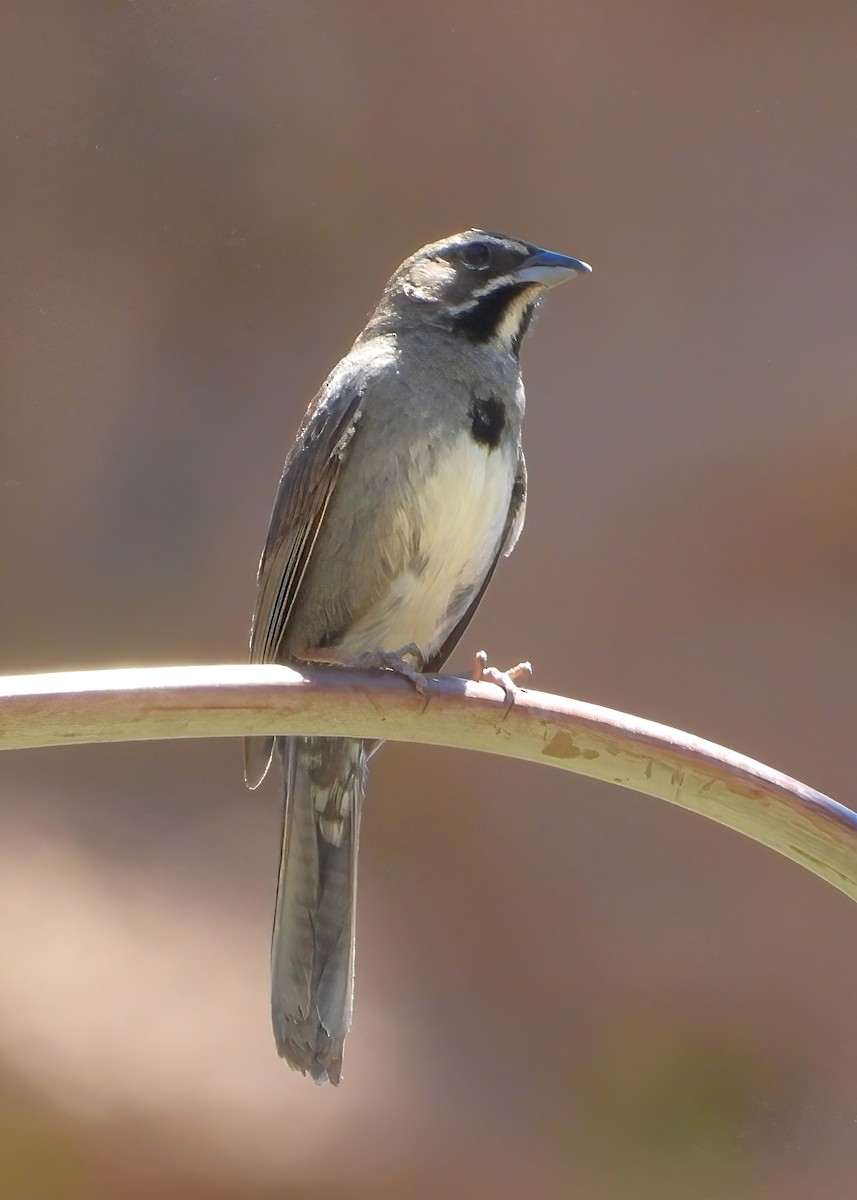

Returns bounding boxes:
[501,449,527,559]
[424,448,527,674]
[244,383,364,787]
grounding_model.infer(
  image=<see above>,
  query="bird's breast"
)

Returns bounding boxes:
[339,430,515,660]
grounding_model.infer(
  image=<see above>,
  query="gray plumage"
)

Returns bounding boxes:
[245,230,590,1083]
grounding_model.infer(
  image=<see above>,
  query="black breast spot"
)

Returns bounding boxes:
[469,394,506,451]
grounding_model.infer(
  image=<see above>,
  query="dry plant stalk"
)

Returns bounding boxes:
[1,663,855,902]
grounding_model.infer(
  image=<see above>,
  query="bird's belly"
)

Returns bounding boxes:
[339,433,515,659]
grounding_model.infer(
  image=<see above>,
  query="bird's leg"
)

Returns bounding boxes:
[301,642,429,695]
[353,643,428,695]
[470,650,532,714]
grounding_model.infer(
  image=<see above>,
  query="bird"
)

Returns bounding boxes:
[244,229,591,1083]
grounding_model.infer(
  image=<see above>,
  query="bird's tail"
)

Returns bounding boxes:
[271,735,366,1084]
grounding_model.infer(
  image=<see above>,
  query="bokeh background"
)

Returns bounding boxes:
[2,2,856,1197]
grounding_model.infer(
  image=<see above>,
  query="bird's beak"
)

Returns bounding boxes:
[515,248,592,288]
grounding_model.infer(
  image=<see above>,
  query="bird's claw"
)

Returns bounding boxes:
[354,643,428,695]
[470,650,532,715]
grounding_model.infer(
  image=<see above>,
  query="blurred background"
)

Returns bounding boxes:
[1,2,856,1196]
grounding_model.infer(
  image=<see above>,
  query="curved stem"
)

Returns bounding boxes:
[1,663,853,901]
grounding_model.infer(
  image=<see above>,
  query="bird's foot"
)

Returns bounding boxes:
[354,643,428,695]
[470,650,532,715]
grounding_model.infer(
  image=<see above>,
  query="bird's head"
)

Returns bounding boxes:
[366,229,591,356]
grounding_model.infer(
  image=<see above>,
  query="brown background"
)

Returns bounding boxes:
[2,2,856,1197]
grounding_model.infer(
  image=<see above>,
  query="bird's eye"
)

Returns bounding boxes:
[459,241,493,271]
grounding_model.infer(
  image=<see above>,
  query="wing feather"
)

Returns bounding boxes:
[244,385,363,787]
[250,386,363,664]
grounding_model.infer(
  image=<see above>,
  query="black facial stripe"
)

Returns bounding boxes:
[511,300,537,357]
[469,394,506,451]
[450,282,533,344]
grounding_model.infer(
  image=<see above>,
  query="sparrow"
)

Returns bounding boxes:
[245,229,591,1083]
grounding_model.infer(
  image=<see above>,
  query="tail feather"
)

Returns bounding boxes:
[271,735,365,1085]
